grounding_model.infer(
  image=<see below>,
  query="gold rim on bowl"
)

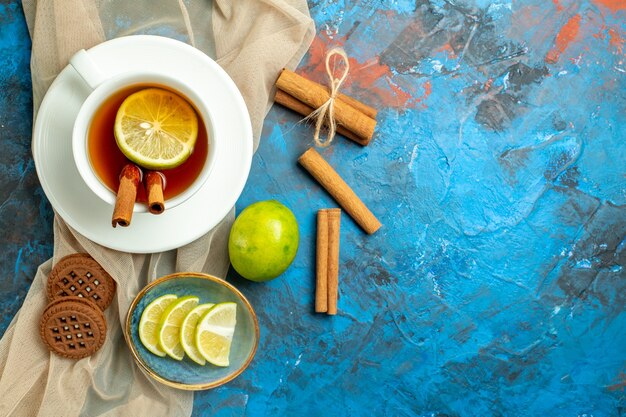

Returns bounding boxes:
[124,272,260,391]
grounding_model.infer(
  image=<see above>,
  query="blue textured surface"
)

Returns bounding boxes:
[0,1,53,332]
[128,275,258,387]
[1,0,625,416]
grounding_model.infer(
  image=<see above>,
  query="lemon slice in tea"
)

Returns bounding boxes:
[114,88,198,170]
[157,295,199,360]
[138,294,178,357]
[195,302,237,367]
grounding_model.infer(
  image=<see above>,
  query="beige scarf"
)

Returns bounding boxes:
[0,1,314,415]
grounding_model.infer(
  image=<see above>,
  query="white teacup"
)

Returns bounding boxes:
[71,49,216,213]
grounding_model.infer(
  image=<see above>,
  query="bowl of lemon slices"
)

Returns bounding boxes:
[125,272,259,390]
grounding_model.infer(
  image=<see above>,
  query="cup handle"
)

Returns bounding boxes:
[69,49,107,90]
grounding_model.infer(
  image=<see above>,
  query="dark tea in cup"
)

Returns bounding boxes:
[87,84,209,203]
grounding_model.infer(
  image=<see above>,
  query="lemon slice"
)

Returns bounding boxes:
[114,88,199,170]
[195,302,237,367]
[157,295,199,360]
[138,294,177,357]
[180,303,215,365]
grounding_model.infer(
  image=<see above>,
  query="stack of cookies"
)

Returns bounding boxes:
[40,254,116,359]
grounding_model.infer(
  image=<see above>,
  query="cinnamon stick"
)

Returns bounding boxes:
[336,92,378,120]
[326,209,341,315]
[278,70,377,119]
[112,164,141,228]
[315,210,329,313]
[145,171,165,215]
[274,89,370,146]
[276,69,377,144]
[298,148,382,234]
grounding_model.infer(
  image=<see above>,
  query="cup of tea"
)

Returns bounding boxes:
[71,49,217,213]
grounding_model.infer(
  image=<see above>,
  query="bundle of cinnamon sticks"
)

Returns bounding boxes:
[315,209,341,315]
[275,69,378,146]
[274,62,384,316]
[112,164,165,228]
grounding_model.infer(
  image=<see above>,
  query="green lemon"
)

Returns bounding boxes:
[228,200,299,282]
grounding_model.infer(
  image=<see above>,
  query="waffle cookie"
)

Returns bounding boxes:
[47,253,116,310]
[40,296,107,359]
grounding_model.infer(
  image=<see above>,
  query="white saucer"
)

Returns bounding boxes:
[33,35,253,253]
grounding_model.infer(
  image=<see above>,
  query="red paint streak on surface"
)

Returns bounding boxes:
[435,42,458,58]
[419,81,432,106]
[299,34,429,109]
[592,24,625,54]
[386,79,413,108]
[569,54,583,65]
[380,9,397,19]
[552,0,564,12]
[592,0,626,13]
[607,372,626,392]
[545,14,582,64]
[385,80,431,109]
[301,35,376,85]
[608,28,625,54]
[593,24,607,40]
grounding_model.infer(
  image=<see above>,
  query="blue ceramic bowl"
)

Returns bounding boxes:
[125,272,259,390]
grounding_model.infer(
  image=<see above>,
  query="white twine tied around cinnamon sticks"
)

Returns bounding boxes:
[274,51,377,146]
[304,47,350,148]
